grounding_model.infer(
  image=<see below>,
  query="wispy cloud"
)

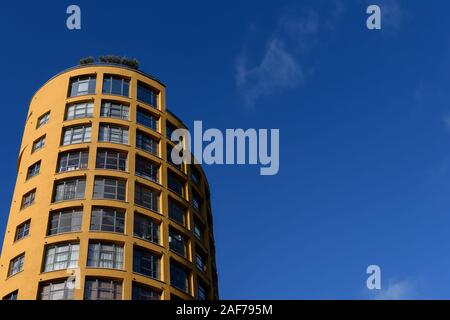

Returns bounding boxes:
[442,115,450,131]
[235,9,321,107]
[370,279,417,300]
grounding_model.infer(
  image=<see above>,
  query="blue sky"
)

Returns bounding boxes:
[1,0,450,299]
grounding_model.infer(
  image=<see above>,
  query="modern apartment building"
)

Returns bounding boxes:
[0,63,219,300]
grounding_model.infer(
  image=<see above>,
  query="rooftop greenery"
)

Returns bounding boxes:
[79,55,140,70]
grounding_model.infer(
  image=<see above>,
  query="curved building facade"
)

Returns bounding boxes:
[0,64,219,300]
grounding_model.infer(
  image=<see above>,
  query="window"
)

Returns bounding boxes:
[8,254,24,277]
[69,76,96,97]
[133,247,159,279]
[137,81,158,107]
[197,282,208,300]
[133,213,159,244]
[21,190,36,209]
[90,207,125,233]
[99,124,129,144]
[196,251,207,272]
[170,262,189,293]
[32,136,46,153]
[190,166,201,185]
[135,183,159,211]
[137,107,158,131]
[169,229,188,257]
[26,161,41,180]
[3,291,18,300]
[136,130,158,155]
[84,279,122,300]
[168,172,184,196]
[132,283,160,300]
[58,150,88,172]
[101,101,129,120]
[87,242,124,270]
[43,243,79,272]
[39,281,74,300]
[37,112,50,129]
[93,177,126,201]
[166,122,177,140]
[62,125,91,146]
[192,190,202,211]
[96,149,127,171]
[15,220,30,241]
[167,143,182,170]
[194,219,203,241]
[48,209,82,235]
[135,155,158,182]
[65,102,94,120]
[53,179,86,202]
[168,199,186,226]
[102,75,129,97]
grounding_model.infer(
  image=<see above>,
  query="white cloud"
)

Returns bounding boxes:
[371,279,417,300]
[236,39,304,107]
[235,9,320,107]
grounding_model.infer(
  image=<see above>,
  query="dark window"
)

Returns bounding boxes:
[65,102,94,120]
[26,161,41,180]
[32,136,46,153]
[166,122,177,140]
[132,283,160,300]
[195,251,207,272]
[137,82,158,107]
[135,155,158,182]
[194,219,203,241]
[48,209,82,235]
[3,290,18,300]
[90,207,125,233]
[197,282,208,300]
[15,220,30,241]
[101,101,129,120]
[62,125,91,146]
[84,279,122,300]
[99,124,129,144]
[87,242,124,270]
[96,149,127,171]
[167,144,182,170]
[39,281,74,300]
[102,75,129,97]
[93,177,126,201]
[21,190,36,209]
[37,112,50,129]
[134,183,158,211]
[168,199,186,226]
[53,179,86,202]
[136,130,158,155]
[58,150,89,172]
[169,229,188,257]
[192,190,202,211]
[8,254,24,276]
[168,172,184,196]
[133,213,159,244]
[69,76,96,97]
[190,166,201,185]
[170,262,189,293]
[43,243,79,272]
[137,107,158,131]
[133,247,159,279]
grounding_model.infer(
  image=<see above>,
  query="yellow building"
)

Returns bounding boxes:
[0,63,219,300]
